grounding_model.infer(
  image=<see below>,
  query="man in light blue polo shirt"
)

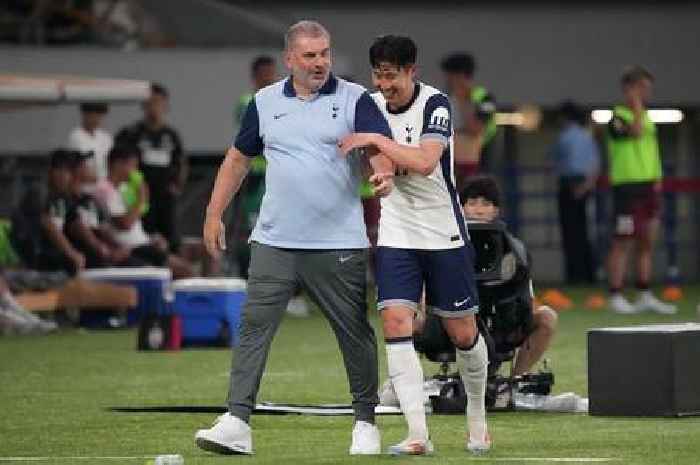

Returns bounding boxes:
[195,20,394,456]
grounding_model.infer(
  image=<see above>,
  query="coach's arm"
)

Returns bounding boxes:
[203,147,251,257]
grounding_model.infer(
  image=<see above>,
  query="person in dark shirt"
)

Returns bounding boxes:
[14,149,84,274]
[115,82,187,252]
[65,152,141,268]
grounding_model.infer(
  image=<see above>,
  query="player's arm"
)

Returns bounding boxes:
[609,98,644,139]
[67,215,111,259]
[40,213,85,270]
[342,135,443,177]
[341,93,451,176]
[204,97,261,256]
[205,147,251,220]
[112,183,146,230]
[351,92,395,195]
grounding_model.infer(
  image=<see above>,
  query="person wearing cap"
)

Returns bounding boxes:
[67,102,113,182]
[14,149,85,274]
[550,100,599,285]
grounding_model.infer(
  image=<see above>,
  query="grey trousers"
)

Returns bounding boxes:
[227,242,379,423]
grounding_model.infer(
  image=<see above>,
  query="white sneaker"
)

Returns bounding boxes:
[286,295,310,317]
[349,421,381,455]
[195,413,253,455]
[635,292,678,315]
[609,294,639,314]
[387,437,434,456]
[0,306,35,335]
[467,431,492,455]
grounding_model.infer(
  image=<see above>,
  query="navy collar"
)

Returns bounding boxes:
[387,82,421,115]
[283,73,338,98]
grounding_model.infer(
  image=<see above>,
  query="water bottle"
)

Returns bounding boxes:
[153,454,184,465]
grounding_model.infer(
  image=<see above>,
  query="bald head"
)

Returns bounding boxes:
[285,20,330,51]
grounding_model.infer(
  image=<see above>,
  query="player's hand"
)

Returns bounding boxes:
[69,250,86,272]
[630,91,644,113]
[338,133,377,156]
[370,172,394,198]
[110,247,132,264]
[203,215,226,258]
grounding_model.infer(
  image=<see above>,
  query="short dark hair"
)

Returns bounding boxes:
[150,82,169,98]
[369,35,417,69]
[251,55,275,75]
[558,100,587,125]
[108,144,140,165]
[49,149,79,170]
[461,176,501,207]
[440,52,476,77]
[621,65,654,86]
[80,102,108,114]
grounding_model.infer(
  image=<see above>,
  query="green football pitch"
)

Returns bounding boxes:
[1,287,699,464]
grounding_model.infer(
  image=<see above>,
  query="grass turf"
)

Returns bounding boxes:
[1,286,699,464]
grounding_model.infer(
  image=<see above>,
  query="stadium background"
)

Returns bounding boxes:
[2,1,700,464]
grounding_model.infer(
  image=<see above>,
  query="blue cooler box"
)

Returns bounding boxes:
[172,278,247,347]
[81,267,172,326]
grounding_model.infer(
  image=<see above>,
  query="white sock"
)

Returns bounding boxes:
[456,334,488,443]
[386,340,427,441]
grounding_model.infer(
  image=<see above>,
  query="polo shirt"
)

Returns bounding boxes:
[234,74,391,249]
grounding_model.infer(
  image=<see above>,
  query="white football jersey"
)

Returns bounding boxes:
[372,82,468,250]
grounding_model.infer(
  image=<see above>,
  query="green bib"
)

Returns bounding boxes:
[607,105,662,185]
[471,85,497,145]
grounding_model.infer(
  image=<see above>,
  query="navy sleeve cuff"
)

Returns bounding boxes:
[234,98,264,156]
[354,92,392,138]
[421,93,452,140]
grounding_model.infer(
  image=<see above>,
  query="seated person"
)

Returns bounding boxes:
[94,145,193,279]
[66,151,141,268]
[13,149,85,275]
[459,176,557,376]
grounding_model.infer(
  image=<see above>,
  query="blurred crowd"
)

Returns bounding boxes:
[0,0,171,48]
[0,82,220,334]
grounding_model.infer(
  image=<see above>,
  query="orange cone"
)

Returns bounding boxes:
[662,286,683,302]
[585,293,607,310]
[540,288,573,311]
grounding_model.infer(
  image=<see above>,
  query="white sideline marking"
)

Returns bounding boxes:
[0,457,153,462]
[0,457,621,463]
[467,459,620,463]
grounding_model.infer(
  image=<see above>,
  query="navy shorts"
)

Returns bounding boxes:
[375,245,479,318]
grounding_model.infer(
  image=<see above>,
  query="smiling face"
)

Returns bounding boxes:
[372,62,415,110]
[285,34,332,95]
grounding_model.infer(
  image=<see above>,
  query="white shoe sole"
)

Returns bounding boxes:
[195,435,252,455]
[467,442,491,455]
[387,441,434,456]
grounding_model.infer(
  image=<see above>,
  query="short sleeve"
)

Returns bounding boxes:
[234,98,264,157]
[608,113,632,139]
[421,94,452,145]
[354,92,392,137]
[96,183,127,217]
